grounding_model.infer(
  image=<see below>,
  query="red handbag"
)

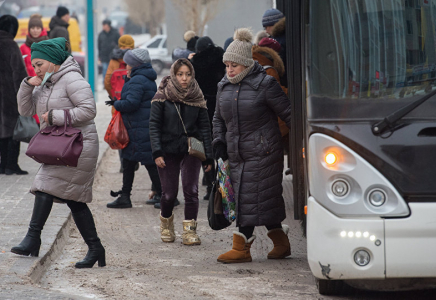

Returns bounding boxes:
[26,110,83,167]
[104,110,129,150]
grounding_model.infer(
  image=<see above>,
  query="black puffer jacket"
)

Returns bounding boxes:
[191,46,226,126]
[149,100,213,165]
[212,62,291,227]
[98,28,120,63]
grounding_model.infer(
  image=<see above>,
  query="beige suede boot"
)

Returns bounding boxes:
[160,214,175,243]
[267,224,291,259]
[217,232,256,264]
[182,220,201,245]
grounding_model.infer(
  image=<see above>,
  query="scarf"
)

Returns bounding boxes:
[227,61,255,84]
[152,58,207,109]
[25,33,49,48]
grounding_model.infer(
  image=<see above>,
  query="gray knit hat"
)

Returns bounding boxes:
[124,48,151,67]
[262,8,284,27]
[223,28,254,67]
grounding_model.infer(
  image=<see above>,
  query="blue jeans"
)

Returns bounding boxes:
[101,62,109,84]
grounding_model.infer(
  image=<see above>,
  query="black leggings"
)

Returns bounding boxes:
[239,224,282,239]
[122,159,162,195]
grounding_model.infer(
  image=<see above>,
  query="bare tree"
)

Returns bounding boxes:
[124,0,165,36]
[170,0,221,36]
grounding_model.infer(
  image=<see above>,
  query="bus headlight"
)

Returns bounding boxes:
[354,250,370,266]
[331,179,350,197]
[368,189,387,207]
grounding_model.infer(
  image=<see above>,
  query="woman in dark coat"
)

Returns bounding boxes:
[105,48,162,209]
[190,36,225,200]
[213,28,292,263]
[0,15,28,175]
[149,58,213,246]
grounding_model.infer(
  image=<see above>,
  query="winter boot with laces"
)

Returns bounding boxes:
[160,213,176,242]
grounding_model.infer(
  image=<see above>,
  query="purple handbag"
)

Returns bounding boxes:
[26,110,83,167]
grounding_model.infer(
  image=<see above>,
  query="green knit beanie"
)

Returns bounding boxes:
[31,37,71,65]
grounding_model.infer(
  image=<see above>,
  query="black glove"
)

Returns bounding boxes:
[213,142,228,161]
[105,100,115,106]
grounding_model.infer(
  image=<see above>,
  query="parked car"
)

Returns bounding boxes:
[139,35,172,75]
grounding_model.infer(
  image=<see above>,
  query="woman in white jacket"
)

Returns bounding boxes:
[12,38,105,269]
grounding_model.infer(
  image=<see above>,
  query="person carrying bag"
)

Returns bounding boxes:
[149,58,213,246]
[14,37,105,269]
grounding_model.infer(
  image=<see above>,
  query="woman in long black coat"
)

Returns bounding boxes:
[190,36,225,200]
[0,15,28,175]
[213,28,292,264]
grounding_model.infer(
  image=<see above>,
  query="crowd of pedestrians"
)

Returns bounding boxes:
[0,6,292,267]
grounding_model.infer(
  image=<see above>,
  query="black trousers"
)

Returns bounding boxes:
[239,224,282,239]
[121,158,162,195]
[0,137,20,169]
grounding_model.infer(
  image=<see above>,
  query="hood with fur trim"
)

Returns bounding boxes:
[271,17,285,38]
[252,45,284,76]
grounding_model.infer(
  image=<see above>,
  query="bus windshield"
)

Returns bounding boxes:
[310,0,436,102]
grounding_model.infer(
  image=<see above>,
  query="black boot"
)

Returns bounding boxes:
[146,194,161,205]
[72,208,106,268]
[107,193,132,208]
[11,192,53,257]
[203,186,212,200]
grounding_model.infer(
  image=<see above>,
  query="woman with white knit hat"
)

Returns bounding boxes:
[212,28,292,263]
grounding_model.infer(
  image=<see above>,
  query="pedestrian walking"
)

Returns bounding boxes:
[0,15,29,175]
[13,37,105,269]
[98,19,120,84]
[49,6,71,50]
[213,28,292,263]
[189,36,225,200]
[105,48,163,209]
[149,58,213,245]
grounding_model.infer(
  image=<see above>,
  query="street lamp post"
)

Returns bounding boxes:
[86,0,96,96]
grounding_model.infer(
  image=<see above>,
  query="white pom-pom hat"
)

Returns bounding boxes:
[223,28,254,67]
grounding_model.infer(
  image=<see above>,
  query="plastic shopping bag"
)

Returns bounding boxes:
[104,111,129,149]
[217,158,236,222]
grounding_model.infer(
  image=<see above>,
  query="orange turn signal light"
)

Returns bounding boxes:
[325,152,338,165]
[304,205,307,215]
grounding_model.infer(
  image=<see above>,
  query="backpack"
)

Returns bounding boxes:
[109,62,127,100]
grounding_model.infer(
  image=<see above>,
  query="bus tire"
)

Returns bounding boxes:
[316,279,353,295]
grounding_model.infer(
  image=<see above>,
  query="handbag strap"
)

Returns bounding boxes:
[173,103,188,136]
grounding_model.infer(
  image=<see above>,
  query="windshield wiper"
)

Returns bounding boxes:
[372,88,436,136]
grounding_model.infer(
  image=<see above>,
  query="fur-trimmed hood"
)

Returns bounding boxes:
[271,17,285,38]
[252,45,285,76]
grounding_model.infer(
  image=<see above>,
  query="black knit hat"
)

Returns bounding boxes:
[187,36,199,52]
[56,6,70,18]
[195,36,214,53]
[0,15,19,38]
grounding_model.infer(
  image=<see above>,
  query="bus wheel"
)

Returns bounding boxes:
[316,279,353,295]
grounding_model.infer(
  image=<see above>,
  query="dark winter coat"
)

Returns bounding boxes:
[149,101,213,165]
[48,16,70,49]
[114,63,157,165]
[0,30,27,138]
[98,28,120,63]
[190,45,226,126]
[212,62,292,227]
[271,17,287,87]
